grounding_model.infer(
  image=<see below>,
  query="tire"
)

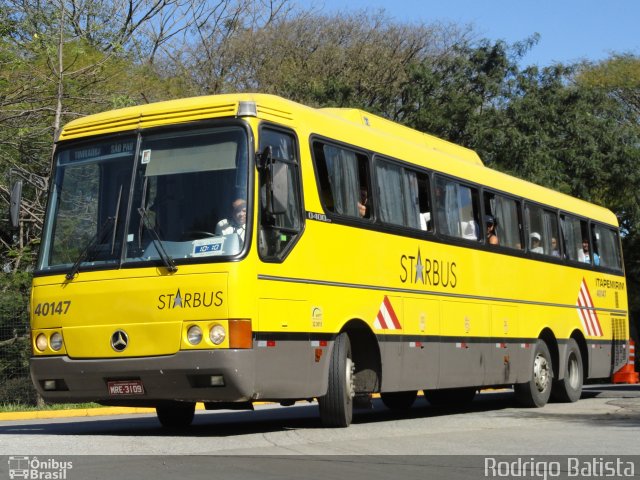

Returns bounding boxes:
[551,338,583,403]
[156,402,195,428]
[381,390,418,410]
[423,387,476,407]
[318,333,355,427]
[514,340,553,407]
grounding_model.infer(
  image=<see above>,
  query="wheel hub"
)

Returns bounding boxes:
[533,353,550,392]
[345,357,355,399]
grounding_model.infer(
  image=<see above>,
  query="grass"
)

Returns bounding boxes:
[0,402,101,412]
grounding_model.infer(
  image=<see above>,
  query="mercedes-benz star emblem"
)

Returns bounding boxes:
[110,330,129,352]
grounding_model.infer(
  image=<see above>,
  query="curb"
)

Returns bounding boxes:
[0,406,158,421]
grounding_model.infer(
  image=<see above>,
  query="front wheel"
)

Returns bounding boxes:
[551,338,583,403]
[514,340,553,407]
[156,402,196,428]
[318,333,355,427]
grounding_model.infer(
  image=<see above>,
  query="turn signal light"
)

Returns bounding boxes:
[229,319,252,349]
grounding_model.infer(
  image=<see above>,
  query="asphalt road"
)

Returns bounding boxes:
[1,385,639,480]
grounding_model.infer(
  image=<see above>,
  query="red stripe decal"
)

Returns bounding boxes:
[383,296,402,329]
[376,311,388,329]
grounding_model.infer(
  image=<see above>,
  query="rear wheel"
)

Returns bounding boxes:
[318,333,355,427]
[156,402,195,428]
[514,340,553,407]
[381,390,417,410]
[423,387,476,407]
[551,338,583,403]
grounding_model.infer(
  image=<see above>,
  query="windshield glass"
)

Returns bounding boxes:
[38,125,250,274]
[124,126,249,264]
[39,137,136,271]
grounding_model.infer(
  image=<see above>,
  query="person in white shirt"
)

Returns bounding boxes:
[530,232,544,254]
[578,238,600,265]
[215,198,246,241]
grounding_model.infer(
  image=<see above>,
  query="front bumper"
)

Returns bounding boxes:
[30,349,256,405]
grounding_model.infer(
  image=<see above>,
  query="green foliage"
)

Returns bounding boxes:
[576,54,640,116]
[400,38,520,145]
[489,66,640,203]
[0,270,32,314]
[0,377,39,406]
[1,401,101,412]
[0,271,33,405]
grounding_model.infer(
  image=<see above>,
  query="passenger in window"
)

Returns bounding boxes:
[578,238,599,265]
[550,237,560,257]
[358,188,369,218]
[216,198,247,241]
[486,215,499,245]
[530,232,544,253]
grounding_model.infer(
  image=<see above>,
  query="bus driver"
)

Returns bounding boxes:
[216,198,247,241]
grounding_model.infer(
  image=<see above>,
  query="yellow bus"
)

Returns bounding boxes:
[27,93,630,427]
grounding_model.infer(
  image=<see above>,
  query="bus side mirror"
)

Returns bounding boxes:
[257,146,272,170]
[10,180,22,229]
[259,146,289,215]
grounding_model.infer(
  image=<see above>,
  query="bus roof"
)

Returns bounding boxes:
[320,108,483,166]
[58,93,619,227]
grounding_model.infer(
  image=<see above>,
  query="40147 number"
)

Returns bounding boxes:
[33,301,71,316]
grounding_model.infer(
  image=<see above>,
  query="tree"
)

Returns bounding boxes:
[398,37,523,146]
[175,7,472,115]
[577,54,640,117]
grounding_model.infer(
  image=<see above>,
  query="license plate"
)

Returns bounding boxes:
[107,380,145,395]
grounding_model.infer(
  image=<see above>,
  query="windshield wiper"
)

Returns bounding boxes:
[65,216,115,280]
[138,206,178,273]
[110,185,123,255]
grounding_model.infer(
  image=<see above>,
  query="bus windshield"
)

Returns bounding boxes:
[38,125,250,273]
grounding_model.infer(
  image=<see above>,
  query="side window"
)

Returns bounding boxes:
[483,191,523,249]
[526,204,559,256]
[591,224,622,270]
[258,128,303,260]
[434,176,481,241]
[375,159,432,231]
[313,142,370,219]
[561,214,590,264]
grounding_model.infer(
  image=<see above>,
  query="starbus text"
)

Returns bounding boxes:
[400,251,457,288]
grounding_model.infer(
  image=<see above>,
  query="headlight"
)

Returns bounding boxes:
[35,333,47,352]
[49,332,63,351]
[209,324,226,345]
[187,325,203,345]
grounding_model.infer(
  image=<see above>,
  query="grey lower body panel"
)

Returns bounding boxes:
[377,337,615,392]
[379,339,534,391]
